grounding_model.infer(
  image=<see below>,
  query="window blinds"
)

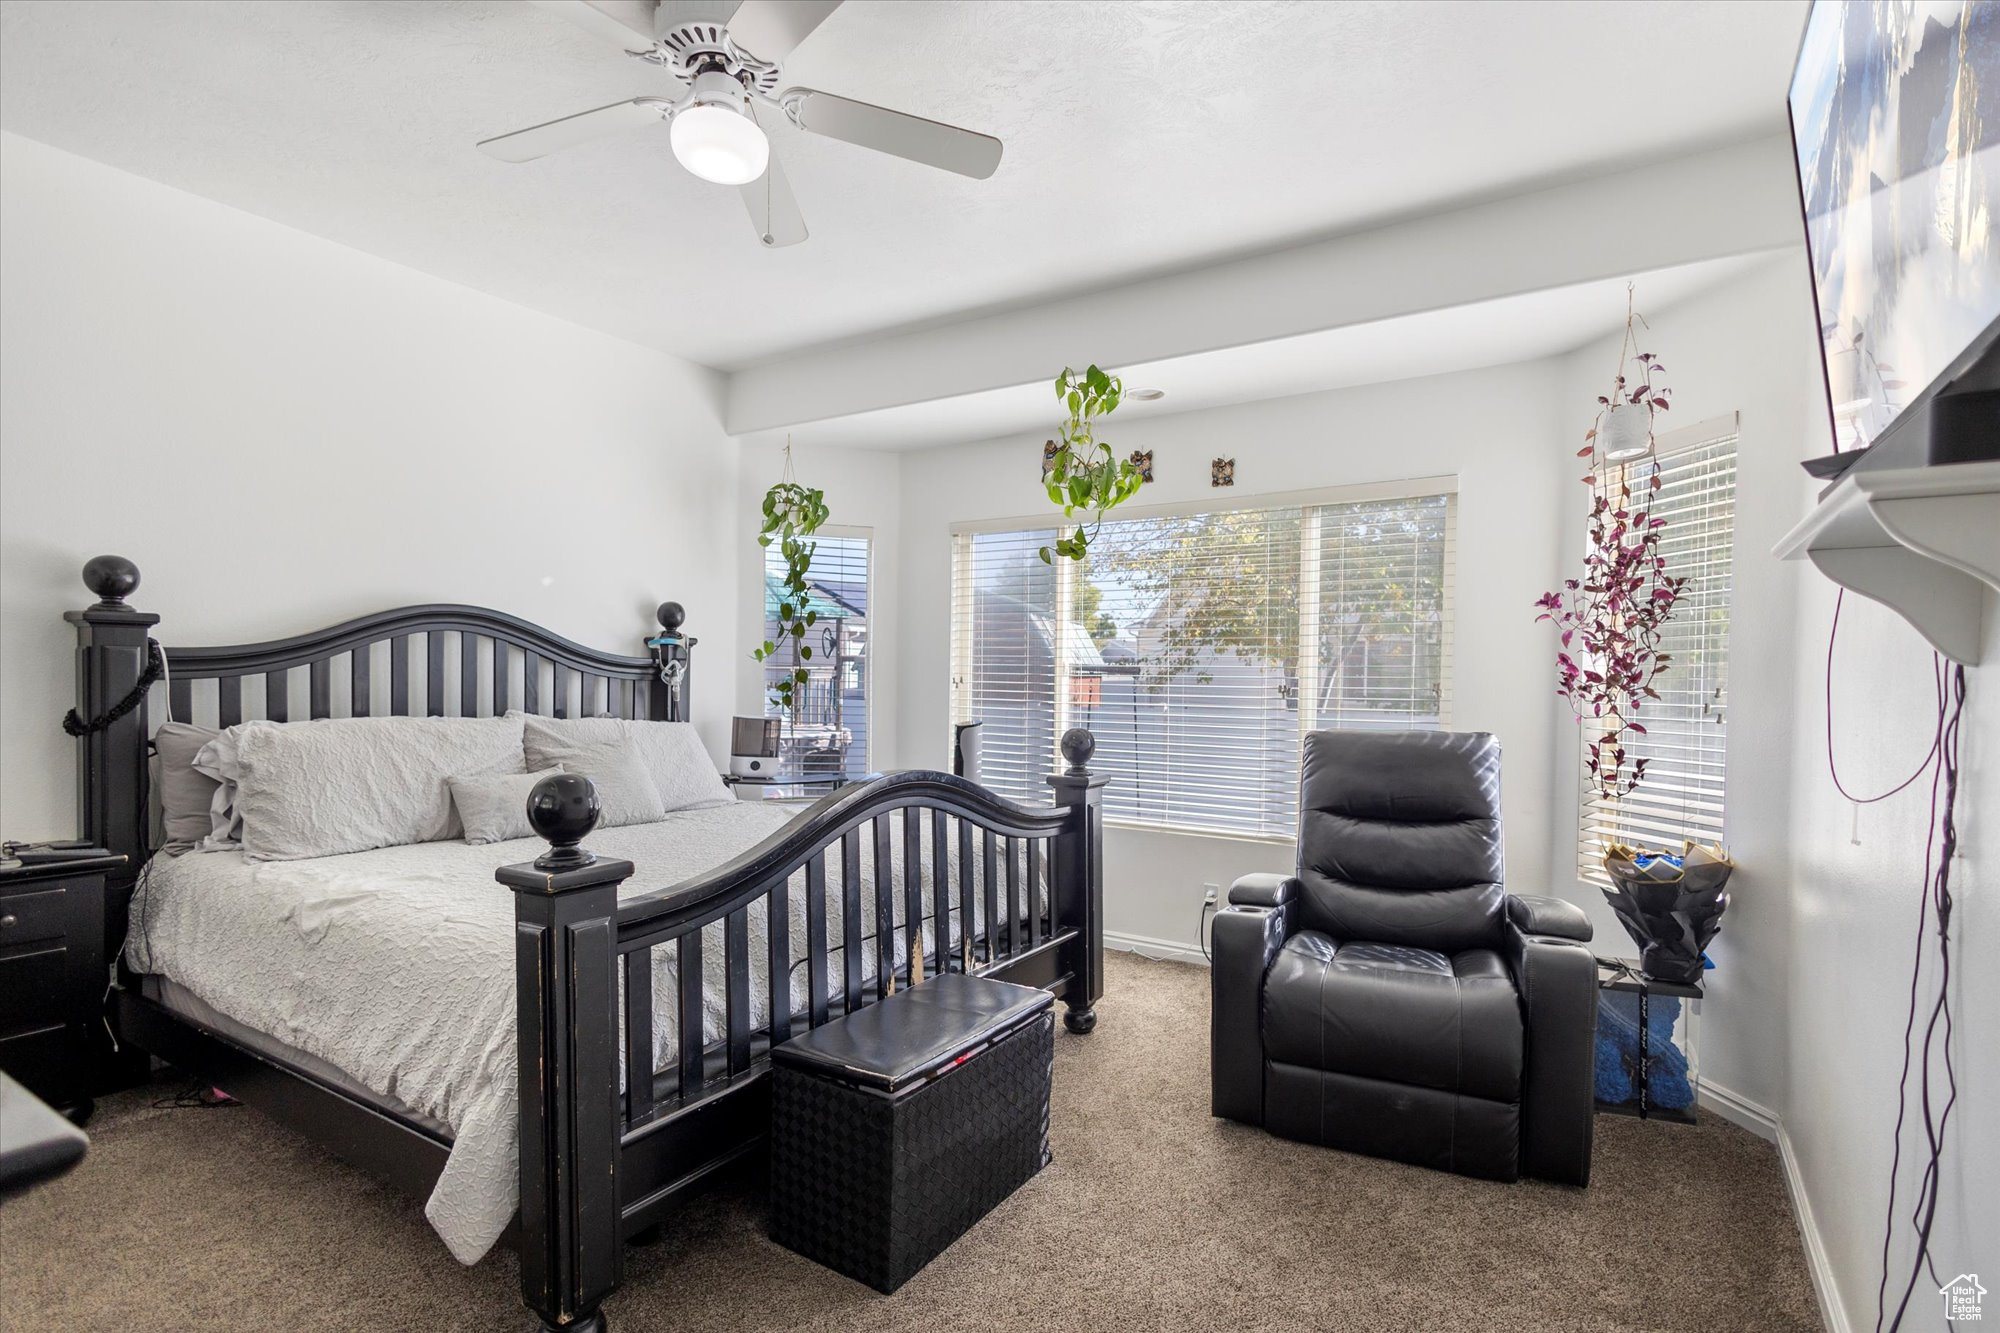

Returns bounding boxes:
[949,527,1061,803]
[951,489,1455,838]
[1576,424,1736,880]
[762,530,871,775]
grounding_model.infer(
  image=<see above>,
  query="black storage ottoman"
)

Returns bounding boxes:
[769,972,1055,1293]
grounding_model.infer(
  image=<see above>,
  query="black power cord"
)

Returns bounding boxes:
[1875,664,1968,1333]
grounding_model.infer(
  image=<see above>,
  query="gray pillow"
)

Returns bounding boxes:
[449,768,565,845]
[515,714,668,829]
[153,722,220,854]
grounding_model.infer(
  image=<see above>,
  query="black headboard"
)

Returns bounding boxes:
[65,556,695,884]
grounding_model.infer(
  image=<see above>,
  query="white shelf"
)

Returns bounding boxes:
[1774,461,2000,664]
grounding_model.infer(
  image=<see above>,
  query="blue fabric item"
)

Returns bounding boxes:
[1593,990,1694,1111]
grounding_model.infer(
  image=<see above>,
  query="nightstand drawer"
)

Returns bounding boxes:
[0,886,73,950]
[0,945,70,1037]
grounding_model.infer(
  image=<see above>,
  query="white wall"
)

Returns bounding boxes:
[1786,583,1997,1330]
[0,133,742,838]
[893,362,1570,953]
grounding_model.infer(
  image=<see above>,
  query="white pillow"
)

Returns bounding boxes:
[449,767,564,846]
[514,714,667,829]
[233,715,527,861]
[627,720,731,812]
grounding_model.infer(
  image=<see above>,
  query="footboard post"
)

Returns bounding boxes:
[499,775,633,1333]
[1047,729,1107,1035]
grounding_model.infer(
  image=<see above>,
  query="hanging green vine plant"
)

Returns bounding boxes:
[753,445,830,714]
[1040,364,1145,563]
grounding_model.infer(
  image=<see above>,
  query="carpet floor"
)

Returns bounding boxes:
[4,952,1822,1332]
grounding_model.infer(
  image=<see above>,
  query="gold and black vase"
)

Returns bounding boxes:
[1599,841,1733,986]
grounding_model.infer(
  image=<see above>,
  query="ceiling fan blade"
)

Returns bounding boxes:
[477,98,667,163]
[781,88,1002,179]
[727,0,843,64]
[740,151,808,248]
[531,0,659,51]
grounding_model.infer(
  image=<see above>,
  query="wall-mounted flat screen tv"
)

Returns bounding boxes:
[1788,0,1999,454]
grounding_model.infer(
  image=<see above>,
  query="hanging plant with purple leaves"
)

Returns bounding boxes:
[1537,289,1686,803]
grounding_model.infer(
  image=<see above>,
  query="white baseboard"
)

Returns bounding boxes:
[1777,1122,1852,1333]
[1699,1077,1779,1141]
[1104,929,1208,967]
[1701,1079,1847,1333]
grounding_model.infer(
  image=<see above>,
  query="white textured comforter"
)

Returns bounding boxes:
[127,802,966,1264]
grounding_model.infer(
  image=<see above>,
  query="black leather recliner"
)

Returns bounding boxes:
[1211,729,1598,1185]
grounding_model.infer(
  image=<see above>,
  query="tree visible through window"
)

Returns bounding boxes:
[951,489,1455,838]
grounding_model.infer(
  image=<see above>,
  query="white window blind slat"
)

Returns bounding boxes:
[952,491,1455,838]
[1576,434,1736,882]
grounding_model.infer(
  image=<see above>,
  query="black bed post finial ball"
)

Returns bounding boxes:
[82,555,141,608]
[656,601,686,633]
[526,773,601,871]
[1060,728,1095,775]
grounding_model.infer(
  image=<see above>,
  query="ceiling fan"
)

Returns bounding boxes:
[479,0,1004,248]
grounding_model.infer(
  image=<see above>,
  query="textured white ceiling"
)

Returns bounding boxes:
[0,0,1806,369]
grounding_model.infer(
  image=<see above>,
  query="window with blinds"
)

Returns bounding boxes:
[951,488,1455,838]
[1575,421,1736,881]
[762,530,871,776]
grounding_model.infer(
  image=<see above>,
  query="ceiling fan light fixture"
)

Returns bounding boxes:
[670,73,769,185]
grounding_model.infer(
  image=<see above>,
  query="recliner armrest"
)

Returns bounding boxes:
[1211,902,1291,1126]
[1503,922,1597,1185]
[1508,894,1592,942]
[1228,873,1300,909]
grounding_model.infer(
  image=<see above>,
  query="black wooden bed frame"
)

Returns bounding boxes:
[67,559,1106,1332]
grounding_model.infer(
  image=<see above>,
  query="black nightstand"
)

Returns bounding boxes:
[0,855,124,1123]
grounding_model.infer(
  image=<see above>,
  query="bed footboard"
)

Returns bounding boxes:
[497,731,1106,1333]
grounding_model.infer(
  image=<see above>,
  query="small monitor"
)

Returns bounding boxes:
[731,716,781,759]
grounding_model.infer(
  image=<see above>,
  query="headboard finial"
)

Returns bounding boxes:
[82,555,141,608]
[1060,727,1096,775]
[526,773,601,870]
[656,601,686,633]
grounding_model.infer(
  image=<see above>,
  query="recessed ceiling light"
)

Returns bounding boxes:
[1128,388,1166,401]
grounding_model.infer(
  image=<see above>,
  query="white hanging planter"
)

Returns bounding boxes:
[1599,401,1654,463]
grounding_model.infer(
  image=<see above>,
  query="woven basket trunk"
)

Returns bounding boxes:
[770,1009,1054,1293]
